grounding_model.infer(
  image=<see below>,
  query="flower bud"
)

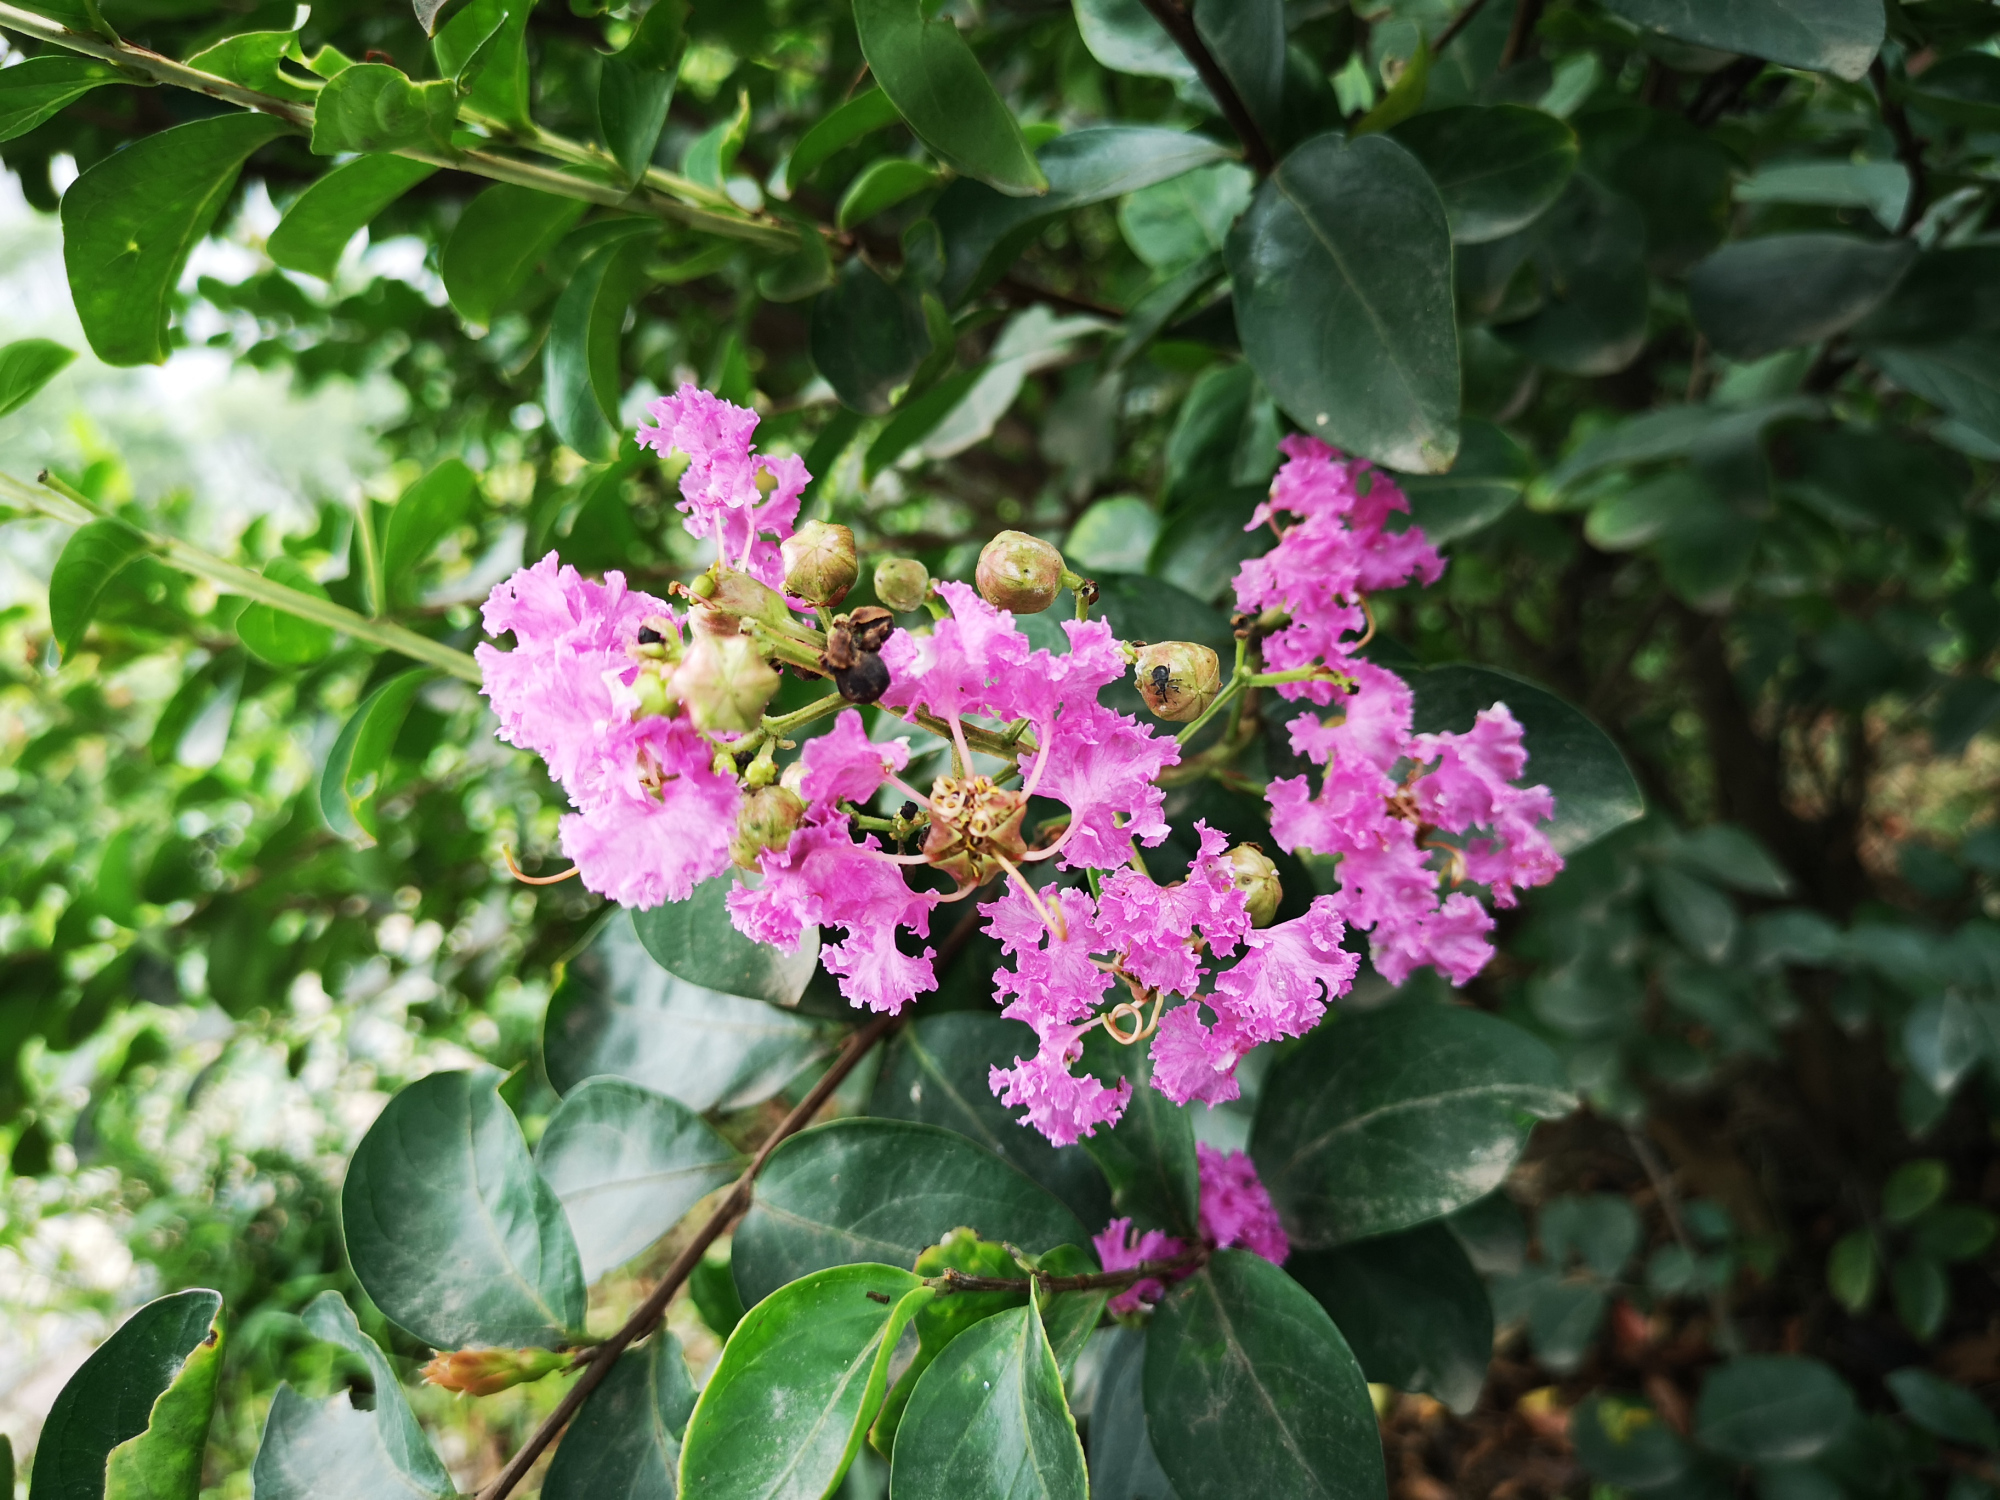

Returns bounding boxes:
[975,530,1064,614]
[689,565,794,637]
[781,521,857,607]
[731,785,806,869]
[1224,844,1282,928]
[422,1347,568,1397]
[630,663,677,720]
[874,556,931,613]
[1134,641,1222,723]
[672,633,781,732]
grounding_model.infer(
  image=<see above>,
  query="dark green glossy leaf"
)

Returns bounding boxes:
[0,337,74,419]
[868,1012,1112,1227]
[1226,132,1459,473]
[341,1069,587,1350]
[318,669,428,844]
[732,1119,1088,1306]
[0,56,131,145]
[534,1076,743,1282]
[837,157,940,229]
[681,87,750,188]
[1570,1395,1692,1490]
[809,255,932,415]
[1885,1366,2000,1451]
[1286,1222,1493,1414]
[268,156,439,281]
[1891,1253,1948,1340]
[871,1231,1030,1457]
[1487,175,1649,376]
[1089,1327,1181,1500]
[30,1289,222,1500]
[1600,0,1883,81]
[441,184,591,327]
[1650,865,1736,963]
[598,0,685,184]
[679,1265,929,1500]
[251,1292,452,1500]
[936,126,1234,304]
[546,909,831,1109]
[50,519,147,658]
[1251,1003,1575,1247]
[1400,420,1528,545]
[236,557,335,667]
[631,872,820,1007]
[309,63,456,155]
[1078,1029,1201,1239]
[1911,52,2000,129]
[382,458,475,607]
[853,0,1045,195]
[544,1334,700,1500]
[783,87,901,191]
[1144,1252,1386,1500]
[546,224,657,460]
[62,113,290,366]
[1393,106,1578,244]
[1689,235,1916,361]
[891,1290,1088,1500]
[1545,398,1817,495]
[1194,0,1286,141]
[1074,0,1196,82]
[1150,485,1267,601]
[756,215,834,302]
[1695,1356,1857,1463]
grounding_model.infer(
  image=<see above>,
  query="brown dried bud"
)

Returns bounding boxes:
[781,521,858,607]
[671,633,781,732]
[975,530,1065,614]
[421,1347,567,1397]
[1224,843,1282,928]
[820,607,897,703]
[689,565,794,637]
[874,556,931,613]
[834,651,891,704]
[1134,641,1223,723]
[732,785,807,869]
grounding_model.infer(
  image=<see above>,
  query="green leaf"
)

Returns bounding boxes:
[1079,1031,1201,1239]
[1910,52,2000,130]
[341,1069,587,1350]
[184,29,317,102]
[1286,1222,1493,1415]
[936,127,1235,305]
[678,1265,930,1500]
[1912,1203,1997,1262]
[50,518,148,658]
[1226,132,1459,474]
[1886,1366,2000,1450]
[782,87,902,192]
[1408,663,1644,856]
[535,1076,743,1283]
[1089,1327,1181,1500]
[1892,1254,1949,1341]
[732,1119,1088,1307]
[268,156,439,281]
[1667,825,1793,897]
[1251,1003,1575,1247]
[1599,0,1883,82]
[0,56,132,146]
[809,255,932,415]
[546,224,657,459]
[309,63,456,155]
[1074,0,1195,82]
[0,336,74,416]
[61,113,291,366]
[318,669,428,844]
[869,1012,1113,1227]
[1689,235,1915,362]
[1193,0,1286,140]
[544,1334,700,1500]
[1484,176,1649,377]
[1650,865,1736,963]
[891,1289,1088,1500]
[250,1292,452,1500]
[1569,1396,1692,1490]
[1546,398,1817,496]
[681,88,751,189]
[756,216,834,302]
[236,557,336,667]
[631,872,821,1007]
[1144,1252,1386,1500]
[1541,1194,1642,1278]
[381,458,475,607]
[1392,106,1577,245]
[1352,32,1430,137]
[441,184,591,327]
[1119,162,1254,273]
[1826,1231,1876,1312]
[1735,159,1909,234]
[871,1230,1031,1458]
[837,157,941,230]
[853,0,1045,196]
[434,0,531,127]
[30,1289,222,1500]
[546,910,833,1110]
[1696,1357,1857,1463]
[1883,1159,1950,1225]
[598,0,685,184]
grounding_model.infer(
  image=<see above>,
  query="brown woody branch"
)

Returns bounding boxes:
[1871,57,1930,235]
[1134,0,1277,175]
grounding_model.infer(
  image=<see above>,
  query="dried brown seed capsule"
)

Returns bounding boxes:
[1133,641,1223,723]
[975,530,1065,614]
[833,650,891,704]
[780,521,858,607]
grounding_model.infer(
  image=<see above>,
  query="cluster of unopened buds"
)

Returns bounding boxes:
[478,385,1564,1153]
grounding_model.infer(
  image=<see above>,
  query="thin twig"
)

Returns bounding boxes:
[1627,1129,1739,1355]
[1133,0,1277,174]
[1433,0,1493,57]
[475,1012,903,1500]
[1871,58,1930,235]
[1499,0,1544,69]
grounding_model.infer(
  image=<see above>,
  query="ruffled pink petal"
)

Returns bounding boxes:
[1196,1144,1288,1264]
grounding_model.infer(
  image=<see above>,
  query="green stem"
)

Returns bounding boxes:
[902,708,1036,762]
[764,690,848,737]
[1175,673,1247,746]
[11,470,483,685]
[354,493,384,619]
[745,621,827,674]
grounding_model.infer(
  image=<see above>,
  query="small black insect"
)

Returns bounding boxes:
[636,625,664,645]
[1150,663,1173,691]
[900,801,919,821]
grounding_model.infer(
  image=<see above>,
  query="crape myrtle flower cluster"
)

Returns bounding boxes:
[1093,1143,1292,1313]
[478,385,1564,1153]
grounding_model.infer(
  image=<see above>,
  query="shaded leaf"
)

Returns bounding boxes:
[1600,0,1883,81]
[598,0,685,184]
[441,184,591,327]
[630,872,820,1008]
[0,56,131,145]
[1689,235,1915,362]
[268,156,438,281]
[318,669,428,844]
[1486,175,1649,376]
[1393,106,1578,244]
[1074,0,1196,83]
[1886,1366,2000,1451]
[1695,1357,1857,1463]
[546,224,657,460]
[382,459,476,607]
[837,157,940,229]
[782,87,901,192]
[50,518,148,658]
[809,255,932,415]
[1089,1326,1181,1500]
[544,1334,700,1500]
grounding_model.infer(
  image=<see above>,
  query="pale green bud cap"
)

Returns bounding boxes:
[1224,843,1282,928]
[781,521,858,607]
[1134,641,1223,723]
[874,556,931,613]
[975,530,1064,614]
[671,633,781,732]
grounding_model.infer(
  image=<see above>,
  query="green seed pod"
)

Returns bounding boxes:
[689,564,794,637]
[731,784,807,870]
[781,521,858,607]
[874,556,932,613]
[975,530,1065,614]
[671,633,781,732]
[1224,843,1282,928]
[1134,641,1223,723]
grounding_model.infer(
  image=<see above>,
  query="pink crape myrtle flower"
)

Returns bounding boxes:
[1195,1144,1288,1264]
[1093,1218,1187,1315]
[558,715,739,909]
[1095,824,1251,997]
[795,709,911,815]
[637,384,805,590]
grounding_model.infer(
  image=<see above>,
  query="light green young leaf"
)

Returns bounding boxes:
[49,517,148,658]
[0,56,133,145]
[184,29,318,102]
[309,63,456,156]
[682,87,751,190]
[61,113,291,366]
[381,458,475,607]
[0,337,77,419]
[781,87,901,193]
[317,669,430,844]
[236,557,336,667]
[268,156,439,280]
[434,0,532,126]
[837,157,940,229]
